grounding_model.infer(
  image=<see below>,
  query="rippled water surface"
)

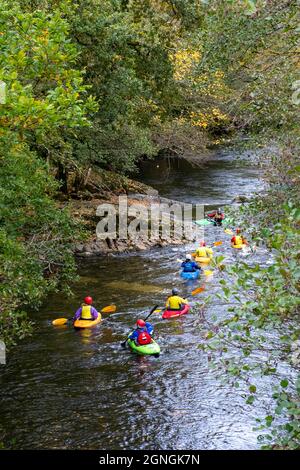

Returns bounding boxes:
[0,151,275,450]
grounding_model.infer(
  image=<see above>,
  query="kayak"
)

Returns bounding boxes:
[162,304,190,319]
[127,336,160,356]
[195,218,212,226]
[73,313,102,329]
[231,243,247,249]
[195,256,211,264]
[180,270,200,280]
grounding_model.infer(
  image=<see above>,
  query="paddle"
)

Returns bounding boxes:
[121,304,159,348]
[191,285,205,296]
[213,241,223,246]
[52,304,117,326]
[101,304,116,313]
[204,270,214,276]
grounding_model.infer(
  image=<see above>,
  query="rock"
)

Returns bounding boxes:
[75,244,84,252]
[231,195,250,204]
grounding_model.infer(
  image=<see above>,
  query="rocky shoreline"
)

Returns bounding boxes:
[67,168,196,257]
[72,192,195,257]
[66,166,250,257]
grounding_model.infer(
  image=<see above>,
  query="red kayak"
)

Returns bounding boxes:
[162,304,190,319]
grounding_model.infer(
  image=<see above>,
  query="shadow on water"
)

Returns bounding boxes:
[0,150,277,450]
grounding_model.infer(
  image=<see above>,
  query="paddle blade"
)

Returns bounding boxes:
[204,270,214,276]
[192,286,205,296]
[101,304,116,313]
[52,318,68,326]
[224,229,233,235]
[213,241,223,246]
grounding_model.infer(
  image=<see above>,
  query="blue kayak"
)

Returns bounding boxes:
[180,270,200,280]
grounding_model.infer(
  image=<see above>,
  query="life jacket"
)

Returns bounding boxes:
[81,305,93,320]
[233,235,243,245]
[167,295,185,310]
[182,261,197,272]
[196,247,213,257]
[137,330,152,345]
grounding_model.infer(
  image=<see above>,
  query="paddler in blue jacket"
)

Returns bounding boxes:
[129,319,154,345]
[181,254,201,273]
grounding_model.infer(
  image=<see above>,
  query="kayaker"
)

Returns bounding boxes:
[231,228,243,246]
[166,288,188,311]
[207,208,224,226]
[195,241,213,258]
[181,254,201,273]
[129,319,153,346]
[73,296,99,322]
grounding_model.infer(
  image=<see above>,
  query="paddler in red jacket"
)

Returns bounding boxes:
[207,208,224,226]
[129,319,154,345]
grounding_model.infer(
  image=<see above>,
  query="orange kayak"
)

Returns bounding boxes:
[73,314,102,329]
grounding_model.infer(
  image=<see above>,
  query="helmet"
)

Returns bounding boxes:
[172,288,179,295]
[136,319,146,328]
[217,208,222,214]
[84,296,93,305]
[186,254,192,260]
[236,228,241,234]
[199,241,206,246]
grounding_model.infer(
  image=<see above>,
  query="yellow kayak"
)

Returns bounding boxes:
[73,314,102,329]
[195,256,211,264]
[231,243,247,250]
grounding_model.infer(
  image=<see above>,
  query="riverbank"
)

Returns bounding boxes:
[66,166,200,257]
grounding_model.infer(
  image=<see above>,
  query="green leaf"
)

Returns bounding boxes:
[246,395,255,405]
[280,379,289,389]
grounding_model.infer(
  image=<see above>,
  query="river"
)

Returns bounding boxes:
[0,149,275,450]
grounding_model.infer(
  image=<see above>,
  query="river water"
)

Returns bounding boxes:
[0,150,274,450]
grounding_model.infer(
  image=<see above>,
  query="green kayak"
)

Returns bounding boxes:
[127,336,160,357]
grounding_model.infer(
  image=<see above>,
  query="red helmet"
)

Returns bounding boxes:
[136,319,146,328]
[199,241,206,246]
[84,296,93,305]
[236,228,241,234]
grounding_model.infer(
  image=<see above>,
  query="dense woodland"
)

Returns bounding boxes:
[0,0,299,449]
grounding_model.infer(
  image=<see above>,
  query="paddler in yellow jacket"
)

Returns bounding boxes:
[194,241,213,259]
[73,296,100,322]
[231,228,246,247]
[166,288,188,311]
